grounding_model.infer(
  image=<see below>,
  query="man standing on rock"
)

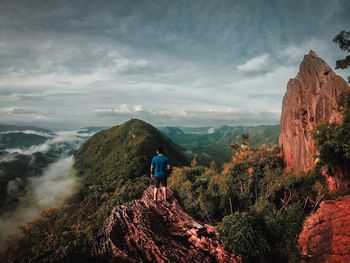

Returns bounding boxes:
[150,146,171,202]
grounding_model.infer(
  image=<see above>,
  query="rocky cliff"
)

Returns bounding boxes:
[298,195,350,263]
[32,186,241,263]
[279,50,350,174]
[92,186,241,263]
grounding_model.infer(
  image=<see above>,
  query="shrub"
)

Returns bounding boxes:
[217,212,268,257]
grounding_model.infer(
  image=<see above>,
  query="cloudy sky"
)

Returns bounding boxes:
[0,0,349,129]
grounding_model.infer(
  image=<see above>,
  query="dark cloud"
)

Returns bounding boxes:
[0,0,349,128]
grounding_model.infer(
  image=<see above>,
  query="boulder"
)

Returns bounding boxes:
[298,195,350,263]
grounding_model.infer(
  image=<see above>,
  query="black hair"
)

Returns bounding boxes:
[157,146,164,154]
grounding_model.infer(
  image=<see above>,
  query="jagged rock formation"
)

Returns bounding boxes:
[93,186,241,263]
[279,50,350,175]
[30,186,240,263]
[298,195,350,263]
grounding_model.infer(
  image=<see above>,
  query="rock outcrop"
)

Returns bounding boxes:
[32,186,241,263]
[93,186,241,263]
[279,50,350,175]
[298,195,350,263]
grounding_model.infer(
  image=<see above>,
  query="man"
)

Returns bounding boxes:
[150,146,171,202]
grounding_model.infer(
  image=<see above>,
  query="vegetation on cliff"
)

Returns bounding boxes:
[314,95,350,191]
[333,30,350,82]
[170,145,328,262]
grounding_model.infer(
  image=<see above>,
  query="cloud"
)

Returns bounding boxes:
[0,107,49,121]
[0,153,17,164]
[0,130,52,137]
[237,53,270,71]
[5,144,51,155]
[281,38,329,62]
[0,0,349,128]
[93,104,144,114]
[0,157,79,245]
[92,104,280,126]
[3,130,87,155]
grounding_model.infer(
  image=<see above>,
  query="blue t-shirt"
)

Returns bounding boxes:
[151,155,170,177]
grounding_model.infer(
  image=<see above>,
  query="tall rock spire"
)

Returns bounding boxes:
[279,51,350,174]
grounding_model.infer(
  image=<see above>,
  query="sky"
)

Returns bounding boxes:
[0,0,349,129]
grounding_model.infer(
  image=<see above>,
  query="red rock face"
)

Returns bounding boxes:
[93,186,241,263]
[279,50,350,174]
[298,195,350,263]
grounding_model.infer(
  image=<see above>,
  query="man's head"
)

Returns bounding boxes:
[157,146,164,155]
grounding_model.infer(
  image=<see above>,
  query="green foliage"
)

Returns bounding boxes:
[1,119,188,261]
[333,30,350,82]
[314,96,350,167]
[222,146,284,212]
[170,145,328,261]
[217,212,268,257]
[260,203,304,262]
[169,165,224,222]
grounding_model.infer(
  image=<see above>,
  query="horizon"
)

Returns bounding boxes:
[1,0,349,129]
[0,118,281,131]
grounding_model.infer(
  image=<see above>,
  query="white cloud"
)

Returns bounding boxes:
[0,157,79,245]
[237,53,270,71]
[29,157,78,207]
[281,38,328,61]
[0,107,49,121]
[93,104,145,114]
[4,130,85,155]
[0,153,17,164]
[91,104,280,126]
[0,130,52,137]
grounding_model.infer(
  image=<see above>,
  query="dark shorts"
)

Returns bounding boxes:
[154,176,167,188]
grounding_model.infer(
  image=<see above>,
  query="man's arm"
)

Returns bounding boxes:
[150,164,154,177]
[166,158,171,173]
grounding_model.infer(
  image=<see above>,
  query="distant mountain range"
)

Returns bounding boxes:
[0,124,53,134]
[159,125,280,166]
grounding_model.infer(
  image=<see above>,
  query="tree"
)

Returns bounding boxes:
[333,30,350,82]
[314,96,350,167]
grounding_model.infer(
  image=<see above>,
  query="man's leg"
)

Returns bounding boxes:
[161,176,168,201]
[153,187,158,201]
[161,186,167,201]
[154,177,160,202]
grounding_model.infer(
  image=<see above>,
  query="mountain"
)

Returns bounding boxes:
[0,124,53,134]
[74,118,188,185]
[0,133,49,150]
[160,125,279,166]
[1,119,189,261]
[279,50,350,174]
[0,124,54,149]
[279,51,350,261]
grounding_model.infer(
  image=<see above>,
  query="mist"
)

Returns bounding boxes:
[3,130,87,155]
[0,156,79,246]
